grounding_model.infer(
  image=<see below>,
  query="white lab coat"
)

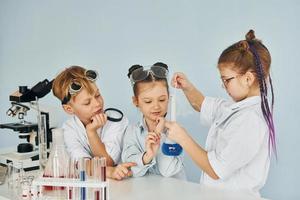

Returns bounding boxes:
[62,115,128,164]
[200,96,270,197]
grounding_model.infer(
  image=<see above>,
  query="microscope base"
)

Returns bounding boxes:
[0,147,39,171]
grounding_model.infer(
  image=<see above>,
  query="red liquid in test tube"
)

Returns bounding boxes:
[100,157,107,200]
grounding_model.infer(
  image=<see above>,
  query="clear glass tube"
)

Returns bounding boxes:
[79,158,87,200]
[37,110,48,170]
[100,157,107,200]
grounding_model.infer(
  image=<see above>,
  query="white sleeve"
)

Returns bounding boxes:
[62,123,91,159]
[103,117,129,164]
[207,112,267,180]
[200,97,227,127]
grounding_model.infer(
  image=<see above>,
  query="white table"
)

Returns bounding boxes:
[109,175,264,200]
[0,174,265,200]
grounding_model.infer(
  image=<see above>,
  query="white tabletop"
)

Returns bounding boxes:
[109,175,264,200]
[0,174,266,200]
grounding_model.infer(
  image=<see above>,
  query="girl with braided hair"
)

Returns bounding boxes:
[164,30,275,197]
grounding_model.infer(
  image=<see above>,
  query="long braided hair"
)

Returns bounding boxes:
[218,30,276,157]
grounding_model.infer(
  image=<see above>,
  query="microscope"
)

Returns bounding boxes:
[0,79,53,171]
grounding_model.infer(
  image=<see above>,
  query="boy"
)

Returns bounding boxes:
[52,65,135,180]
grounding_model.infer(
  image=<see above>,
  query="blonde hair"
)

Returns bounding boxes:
[52,66,95,103]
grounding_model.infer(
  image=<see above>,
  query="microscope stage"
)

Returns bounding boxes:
[0,122,38,132]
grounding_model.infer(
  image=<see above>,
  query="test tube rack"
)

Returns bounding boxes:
[30,173,109,200]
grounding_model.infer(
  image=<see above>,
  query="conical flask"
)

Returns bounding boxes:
[162,93,183,156]
[43,128,70,190]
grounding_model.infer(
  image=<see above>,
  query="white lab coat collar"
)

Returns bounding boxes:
[138,117,148,134]
[213,96,261,127]
[230,96,261,111]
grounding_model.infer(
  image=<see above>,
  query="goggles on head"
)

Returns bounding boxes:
[128,64,169,86]
[61,70,98,105]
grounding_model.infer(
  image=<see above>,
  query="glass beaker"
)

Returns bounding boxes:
[7,161,25,199]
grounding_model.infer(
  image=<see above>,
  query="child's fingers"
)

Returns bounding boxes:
[171,73,179,88]
[90,115,98,123]
[148,131,161,139]
[174,74,180,88]
[114,172,122,180]
[147,136,155,144]
[99,113,107,123]
[155,117,165,134]
[95,113,107,125]
[121,162,137,168]
[148,138,159,145]
[146,134,155,140]
[147,134,160,142]
[172,73,184,88]
[92,114,101,124]
[118,165,129,175]
[116,169,127,179]
[146,136,155,144]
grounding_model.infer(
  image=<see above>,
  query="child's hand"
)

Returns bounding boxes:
[164,121,187,144]
[172,72,193,91]
[86,113,107,132]
[155,117,165,135]
[143,131,161,164]
[109,162,136,180]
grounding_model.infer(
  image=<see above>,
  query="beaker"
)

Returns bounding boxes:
[7,161,24,199]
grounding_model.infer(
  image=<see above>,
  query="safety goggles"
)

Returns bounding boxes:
[61,70,98,104]
[128,65,168,86]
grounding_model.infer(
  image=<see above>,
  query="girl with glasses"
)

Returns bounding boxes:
[122,62,185,179]
[164,30,276,197]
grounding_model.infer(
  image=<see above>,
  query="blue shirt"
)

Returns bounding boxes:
[122,118,186,179]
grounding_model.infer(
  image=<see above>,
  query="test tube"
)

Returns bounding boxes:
[68,158,76,200]
[100,157,107,200]
[85,158,92,199]
[92,157,100,200]
[79,158,87,200]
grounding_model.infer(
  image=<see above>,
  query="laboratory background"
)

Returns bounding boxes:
[0,0,299,199]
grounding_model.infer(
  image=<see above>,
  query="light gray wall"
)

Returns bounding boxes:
[0,1,299,199]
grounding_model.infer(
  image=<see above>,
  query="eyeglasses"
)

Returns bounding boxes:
[128,65,168,85]
[221,71,257,88]
[221,75,240,88]
[61,70,98,104]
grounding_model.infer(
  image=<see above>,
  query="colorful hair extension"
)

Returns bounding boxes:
[248,43,277,158]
